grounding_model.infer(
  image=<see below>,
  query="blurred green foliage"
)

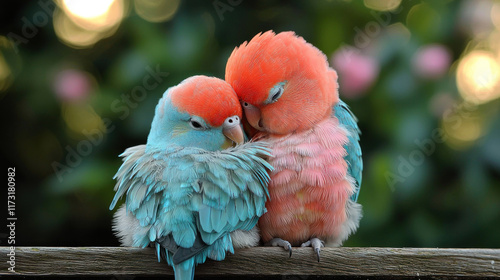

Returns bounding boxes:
[0,0,499,248]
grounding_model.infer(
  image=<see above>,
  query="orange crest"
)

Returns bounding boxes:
[225,31,339,134]
[170,76,242,127]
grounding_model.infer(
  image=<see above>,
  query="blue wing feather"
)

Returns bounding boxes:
[110,141,273,271]
[334,100,362,202]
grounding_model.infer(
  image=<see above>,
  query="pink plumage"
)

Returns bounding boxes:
[225,31,363,257]
[258,118,355,245]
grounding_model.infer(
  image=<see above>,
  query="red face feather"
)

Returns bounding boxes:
[170,76,242,127]
[225,31,339,135]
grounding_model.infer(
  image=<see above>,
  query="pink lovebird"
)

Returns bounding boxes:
[225,31,363,260]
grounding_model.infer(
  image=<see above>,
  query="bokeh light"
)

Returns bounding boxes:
[331,47,379,98]
[62,103,106,137]
[407,3,441,38]
[63,0,114,19]
[363,0,401,11]
[0,52,11,92]
[54,69,95,102]
[457,50,500,104]
[385,22,412,43]
[0,36,13,93]
[442,110,485,150]
[429,93,455,118]
[487,31,500,55]
[134,0,180,23]
[54,10,105,48]
[54,0,126,48]
[61,0,124,31]
[491,2,500,30]
[459,0,496,37]
[412,44,452,79]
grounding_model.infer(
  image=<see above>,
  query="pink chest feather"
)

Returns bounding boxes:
[258,118,355,245]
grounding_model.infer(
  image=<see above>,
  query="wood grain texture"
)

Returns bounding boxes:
[1,247,499,279]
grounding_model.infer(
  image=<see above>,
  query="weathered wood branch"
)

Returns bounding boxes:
[1,247,499,279]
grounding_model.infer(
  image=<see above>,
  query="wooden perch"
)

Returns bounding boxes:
[1,247,499,279]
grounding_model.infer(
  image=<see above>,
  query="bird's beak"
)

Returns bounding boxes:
[242,102,263,131]
[223,116,244,145]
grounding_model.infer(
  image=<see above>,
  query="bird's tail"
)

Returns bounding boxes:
[173,261,195,280]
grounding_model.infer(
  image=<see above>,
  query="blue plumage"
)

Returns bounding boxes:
[110,142,271,272]
[334,99,363,202]
[110,76,273,280]
[110,141,272,279]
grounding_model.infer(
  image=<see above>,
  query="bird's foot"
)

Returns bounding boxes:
[301,238,324,262]
[266,237,293,257]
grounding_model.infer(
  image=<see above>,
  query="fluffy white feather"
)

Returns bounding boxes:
[326,199,363,247]
[112,205,149,246]
[230,227,260,248]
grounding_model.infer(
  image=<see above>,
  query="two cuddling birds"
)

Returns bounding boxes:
[110,31,363,280]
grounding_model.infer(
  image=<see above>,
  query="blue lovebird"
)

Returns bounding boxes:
[109,76,273,280]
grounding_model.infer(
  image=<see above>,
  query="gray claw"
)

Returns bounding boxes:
[301,238,324,262]
[267,238,293,258]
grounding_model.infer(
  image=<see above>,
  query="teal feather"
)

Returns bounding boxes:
[217,177,240,198]
[110,141,273,280]
[149,226,157,242]
[133,231,151,248]
[174,260,195,280]
[230,171,247,191]
[334,100,363,202]
[199,231,217,245]
[254,196,266,216]
[202,196,221,209]
[211,208,228,232]
[246,180,264,197]
[198,206,212,232]
[134,196,158,226]
[201,181,221,200]
[156,243,161,262]
[173,223,196,248]
[226,200,239,226]
[235,197,249,221]
[126,181,148,211]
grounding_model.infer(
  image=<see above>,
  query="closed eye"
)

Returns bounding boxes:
[189,119,206,130]
[271,87,283,102]
[266,81,286,104]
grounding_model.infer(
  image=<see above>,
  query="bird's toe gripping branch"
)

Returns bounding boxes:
[301,238,325,262]
[267,237,293,257]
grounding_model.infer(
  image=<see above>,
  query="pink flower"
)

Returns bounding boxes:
[54,69,93,102]
[412,44,452,79]
[331,47,379,99]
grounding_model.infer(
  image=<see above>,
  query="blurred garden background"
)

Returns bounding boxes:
[1,0,500,248]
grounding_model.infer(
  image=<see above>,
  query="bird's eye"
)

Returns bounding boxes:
[271,87,283,102]
[267,82,286,104]
[189,119,204,130]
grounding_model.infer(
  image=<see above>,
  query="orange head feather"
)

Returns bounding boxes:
[170,76,242,127]
[225,31,339,135]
